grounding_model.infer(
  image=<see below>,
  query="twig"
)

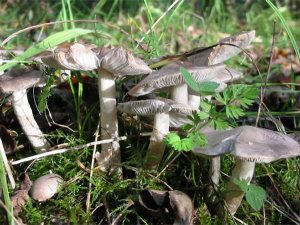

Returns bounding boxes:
[0,138,15,189]
[11,132,152,166]
[86,113,101,214]
[11,136,127,165]
[134,0,182,49]
[255,21,276,126]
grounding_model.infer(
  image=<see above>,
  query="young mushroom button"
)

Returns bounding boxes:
[0,69,50,152]
[30,173,64,202]
[193,126,300,215]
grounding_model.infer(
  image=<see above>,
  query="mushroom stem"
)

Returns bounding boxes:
[12,90,50,153]
[223,160,255,215]
[209,156,221,188]
[96,68,120,172]
[144,112,169,169]
[188,94,200,108]
[171,84,188,104]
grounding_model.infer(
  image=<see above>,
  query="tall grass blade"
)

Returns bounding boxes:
[0,138,14,225]
[265,0,300,64]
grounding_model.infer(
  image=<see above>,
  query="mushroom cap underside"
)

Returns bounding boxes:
[128,62,241,97]
[117,98,198,117]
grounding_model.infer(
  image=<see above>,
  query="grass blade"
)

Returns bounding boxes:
[265,0,300,64]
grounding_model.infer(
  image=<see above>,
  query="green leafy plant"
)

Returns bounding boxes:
[233,179,267,211]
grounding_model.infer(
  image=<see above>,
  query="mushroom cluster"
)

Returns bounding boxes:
[40,43,151,172]
[121,31,256,169]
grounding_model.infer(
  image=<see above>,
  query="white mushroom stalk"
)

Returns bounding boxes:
[12,90,50,152]
[94,46,152,172]
[41,43,152,172]
[0,69,50,152]
[193,126,300,215]
[117,99,171,169]
[118,98,198,169]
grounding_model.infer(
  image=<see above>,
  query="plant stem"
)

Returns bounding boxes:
[0,138,14,225]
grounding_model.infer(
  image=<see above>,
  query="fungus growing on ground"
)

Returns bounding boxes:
[29,173,63,202]
[128,61,240,105]
[187,30,256,66]
[118,97,198,168]
[42,43,151,172]
[139,189,194,225]
[193,126,300,215]
[0,69,49,152]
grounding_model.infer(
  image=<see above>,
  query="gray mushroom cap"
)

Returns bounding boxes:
[128,61,240,97]
[117,99,171,116]
[187,30,256,66]
[193,126,300,162]
[29,174,63,202]
[41,42,100,70]
[0,69,44,94]
[95,46,152,76]
[118,97,198,116]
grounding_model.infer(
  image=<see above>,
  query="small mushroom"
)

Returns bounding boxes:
[29,173,63,202]
[139,189,194,225]
[193,126,300,215]
[118,99,170,169]
[0,69,49,152]
[118,98,198,168]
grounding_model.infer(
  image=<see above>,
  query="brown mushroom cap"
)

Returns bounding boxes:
[128,61,240,97]
[0,69,44,94]
[193,126,300,162]
[29,174,63,202]
[95,46,152,76]
[187,30,256,65]
[41,42,100,71]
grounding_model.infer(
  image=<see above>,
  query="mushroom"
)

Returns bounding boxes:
[0,68,50,152]
[41,43,151,172]
[93,46,152,171]
[187,30,256,66]
[118,98,198,168]
[186,30,255,107]
[29,173,63,202]
[192,126,300,215]
[128,61,241,105]
[139,189,194,225]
